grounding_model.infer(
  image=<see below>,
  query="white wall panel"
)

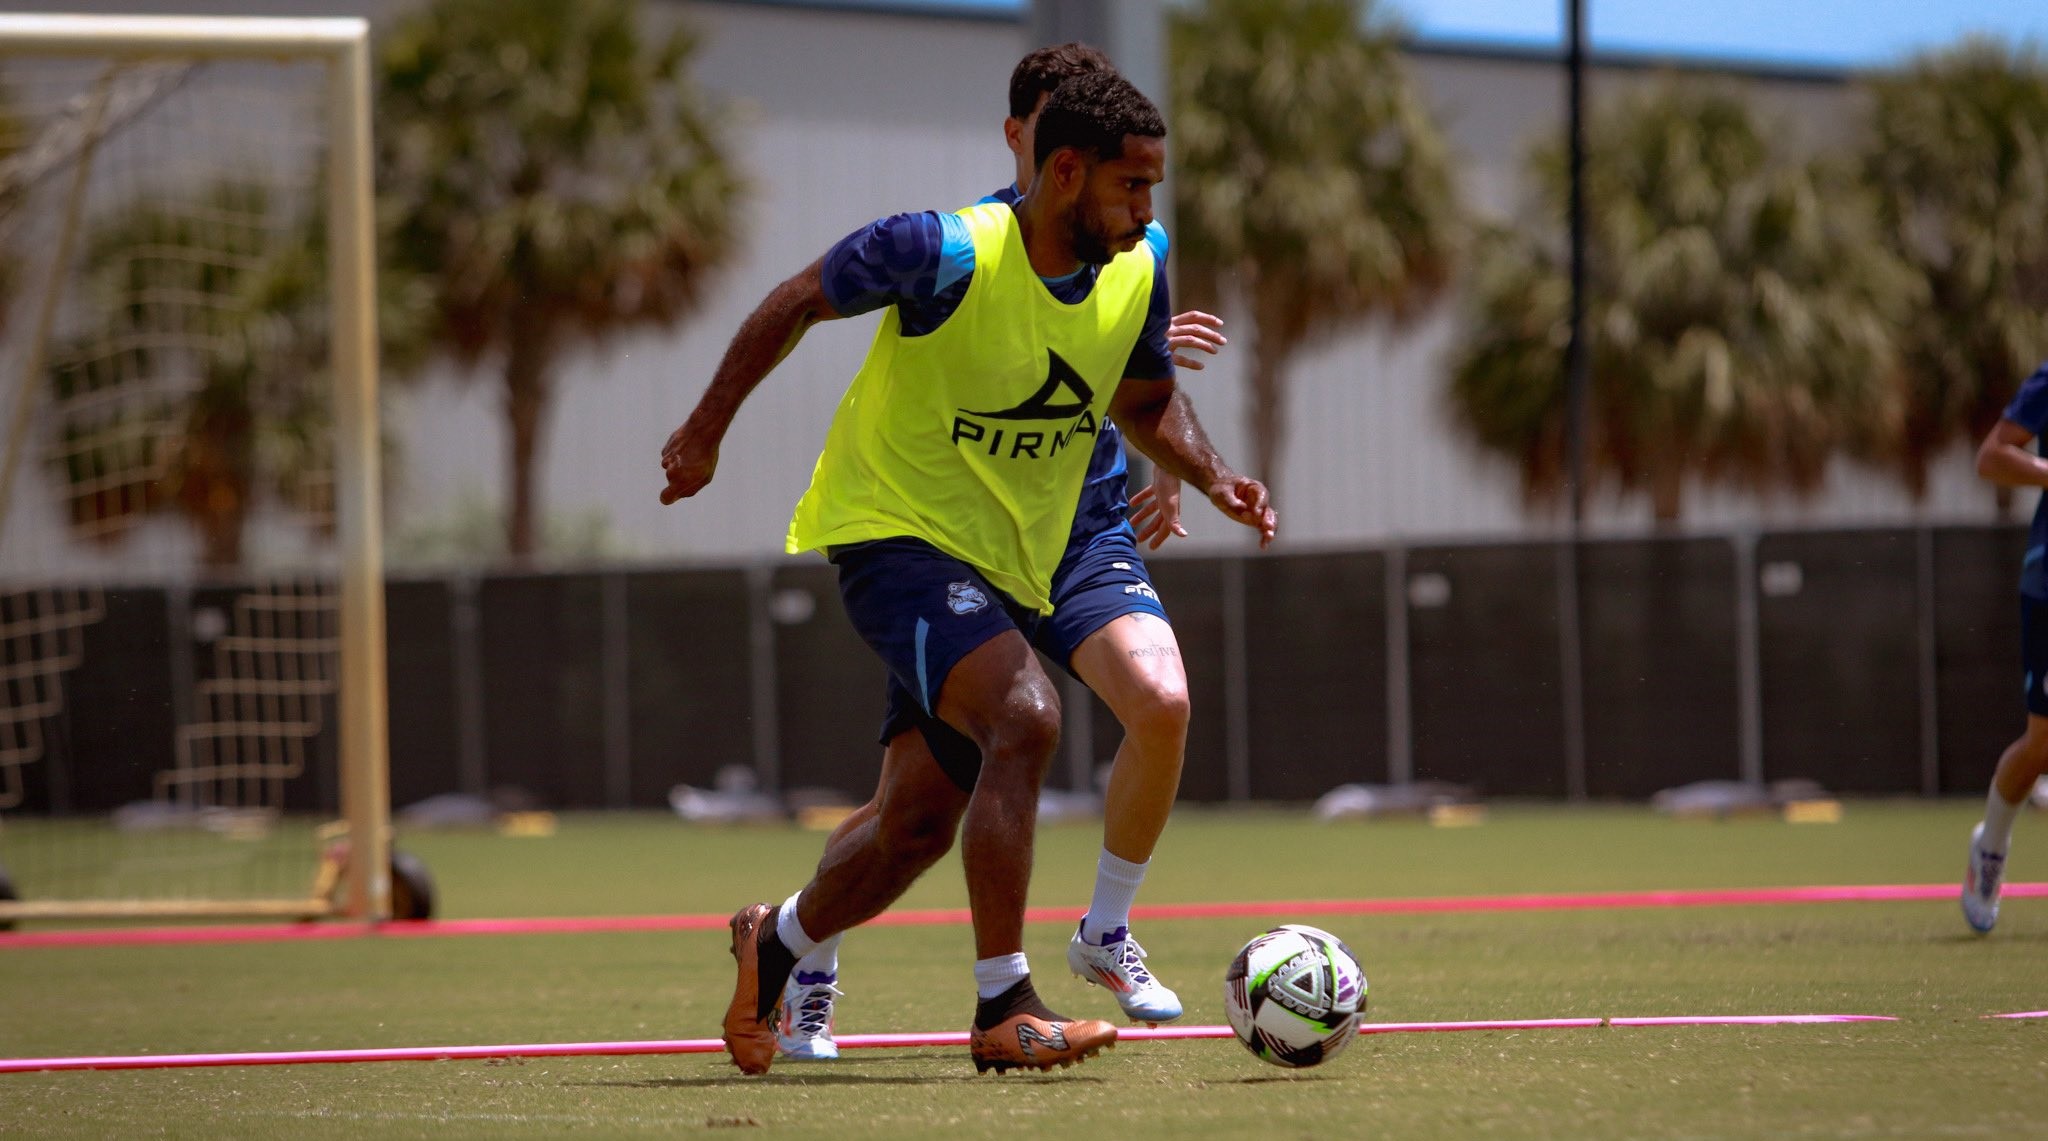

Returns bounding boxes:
[2,1,2022,581]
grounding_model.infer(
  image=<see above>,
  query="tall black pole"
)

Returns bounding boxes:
[1565,0,1589,527]
[1558,0,1591,800]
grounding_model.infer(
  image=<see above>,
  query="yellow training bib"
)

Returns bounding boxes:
[786,201,1155,613]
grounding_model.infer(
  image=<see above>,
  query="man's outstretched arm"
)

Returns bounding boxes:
[1109,378,1276,548]
[660,257,838,504]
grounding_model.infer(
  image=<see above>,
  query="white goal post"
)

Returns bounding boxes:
[0,14,389,923]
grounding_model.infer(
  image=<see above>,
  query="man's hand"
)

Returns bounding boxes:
[1129,473,1186,550]
[1166,310,1226,371]
[659,420,720,504]
[1205,475,1277,549]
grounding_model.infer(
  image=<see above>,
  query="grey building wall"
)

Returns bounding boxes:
[0,0,2020,584]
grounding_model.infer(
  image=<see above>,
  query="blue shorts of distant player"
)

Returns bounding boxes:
[2022,594,2048,718]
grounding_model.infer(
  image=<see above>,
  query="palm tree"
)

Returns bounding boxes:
[1449,82,1920,523]
[0,80,25,344]
[376,0,743,560]
[43,182,333,567]
[1861,38,2048,502]
[1169,0,1459,493]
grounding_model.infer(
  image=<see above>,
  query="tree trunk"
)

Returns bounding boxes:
[1648,459,1684,528]
[179,395,254,570]
[1246,344,1288,505]
[502,316,556,562]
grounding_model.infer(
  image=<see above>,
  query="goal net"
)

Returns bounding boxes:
[0,15,389,923]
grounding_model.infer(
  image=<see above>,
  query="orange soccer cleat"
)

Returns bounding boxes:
[968,1011,1117,1075]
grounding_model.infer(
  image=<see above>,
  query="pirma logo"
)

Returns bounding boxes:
[951,349,1100,460]
[946,582,989,616]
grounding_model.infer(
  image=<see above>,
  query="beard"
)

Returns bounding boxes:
[1067,189,1143,266]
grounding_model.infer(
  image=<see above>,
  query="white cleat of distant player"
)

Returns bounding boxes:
[775,972,841,1060]
[1962,822,2006,935]
[1068,922,1183,1024]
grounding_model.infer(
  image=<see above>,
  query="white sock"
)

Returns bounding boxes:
[973,953,1030,1000]
[793,933,841,981]
[776,892,820,960]
[1983,788,2024,856]
[1081,849,1148,944]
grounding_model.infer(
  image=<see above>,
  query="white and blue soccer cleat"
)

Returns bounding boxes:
[1067,922,1183,1024]
[1962,822,2006,935]
[775,971,842,1060]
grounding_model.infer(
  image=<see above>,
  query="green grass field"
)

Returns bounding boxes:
[3,803,2047,1139]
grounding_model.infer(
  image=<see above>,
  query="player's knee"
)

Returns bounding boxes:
[1120,676,1191,742]
[2021,717,2048,759]
[977,692,1062,775]
[2021,733,2048,770]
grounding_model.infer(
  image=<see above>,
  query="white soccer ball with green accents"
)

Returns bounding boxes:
[1222,924,1368,1068]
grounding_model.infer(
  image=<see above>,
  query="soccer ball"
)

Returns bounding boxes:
[1222,924,1368,1068]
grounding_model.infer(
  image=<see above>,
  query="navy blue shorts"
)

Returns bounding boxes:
[832,538,1040,792]
[879,527,1172,791]
[2023,595,2048,717]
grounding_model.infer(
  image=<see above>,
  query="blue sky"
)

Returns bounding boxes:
[910,0,2047,70]
[1402,0,2048,69]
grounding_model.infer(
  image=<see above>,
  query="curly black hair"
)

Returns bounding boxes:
[1031,70,1165,169]
[1007,42,1116,120]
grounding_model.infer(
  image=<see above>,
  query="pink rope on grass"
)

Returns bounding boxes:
[4,883,2036,950]
[0,1015,1896,1074]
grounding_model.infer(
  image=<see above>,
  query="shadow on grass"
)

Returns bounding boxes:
[1932,931,2048,945]
[573,1073,1105,1089]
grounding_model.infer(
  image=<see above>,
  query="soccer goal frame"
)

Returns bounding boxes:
[0,14,390,923]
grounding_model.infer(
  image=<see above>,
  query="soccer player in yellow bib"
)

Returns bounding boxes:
[659,71,1275,1075]
[766,45,1232,1066]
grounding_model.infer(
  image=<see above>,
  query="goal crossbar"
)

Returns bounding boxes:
[0,15,370,58]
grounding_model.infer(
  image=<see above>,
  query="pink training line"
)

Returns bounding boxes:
[1989,1011,2048,1019]
[5,883,2039,950]
[0,1015,1894,1074]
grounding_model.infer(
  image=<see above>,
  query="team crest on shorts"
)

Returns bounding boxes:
[946,581,989,615]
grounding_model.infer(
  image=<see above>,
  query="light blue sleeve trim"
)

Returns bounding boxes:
[1144,220,1169,263]
[935,212,976,295]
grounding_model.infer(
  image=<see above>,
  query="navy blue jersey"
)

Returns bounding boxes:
[818,191,1174,550]
[2004,362,2048,599]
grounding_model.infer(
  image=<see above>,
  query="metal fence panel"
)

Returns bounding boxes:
[1580,538,1741,797]
[1406,543,1568,796]
[770,563,884,802]
[1244,551,1389,800]
[1934,525,2030,794]
[476,573,609,808]
[1756,530,1921,793]
[185,584,340,815]
[626,569,756,807]
[385,579,462,811]
[30,588,176,814]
